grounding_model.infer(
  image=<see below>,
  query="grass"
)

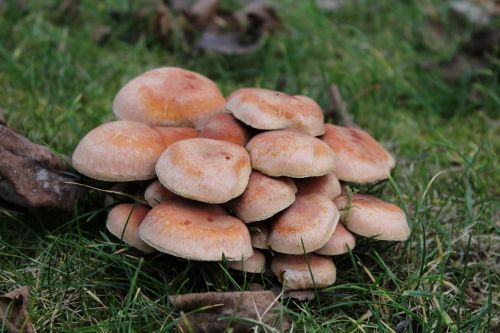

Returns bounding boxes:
[0,0,498,331]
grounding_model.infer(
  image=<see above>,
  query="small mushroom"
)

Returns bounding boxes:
[322,124,395,183]
[113,67,225,128]
[334,194,410,241]
[295,173,341,200]
[144,180,176,207]
[269,194,339,254]
[198,113,252,146]
[229,249,266,273]
[138,198,253,261]
[248,221,270,250]
[246,130,336,178]
[230,171,297,223]
[226,88,325,136]
[271,254,336,290]
[106,204,154,252]
[315,223,356,255]
[155,138,251,204]
[72,120,165,181]
[154,127,198,148]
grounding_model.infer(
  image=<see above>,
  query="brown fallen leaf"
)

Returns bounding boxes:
[0,124,86,210]
[186,0,220,29]
[170,291,289,332]
[0,286,34,333]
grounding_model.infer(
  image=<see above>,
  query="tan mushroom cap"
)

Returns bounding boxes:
[144,180,176,207]
[315,223,356,255]
[106,204,154,253]
[230,171,297,223]
[248,221,270,249]
[246,130,336,178]
[334,194,410,241]
[295,173,341,200]
[139,199,253,261]
[226,88,325,136]
[154,127,198,148]
[322,124,395,183]
[113,67,225,128]
[72,120,165,181]
[156,138,251,204]
[271,254,336,290]
[198,113,252,146]
[229,249,266,273]
[269,194,339,254]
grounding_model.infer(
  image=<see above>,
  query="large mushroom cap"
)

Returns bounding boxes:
[271,254,336,290]
[246,130,336,178]
[315,223,356,255]
[144,180,176,207]
[154,127,198,148]
[198,113,252,146]
[322,124,395,183]
[72,120,165,181]
[229,249,266,273]
[226,88,325,136]
[248,221,270,250]
[113,67,225,128]
[139,199,253,261]
[334,194,410,241]
[269,194,339,254]
[106,204,154,252]
[156,138,252,204]
[295,173,341,200]
[230,171,297,223]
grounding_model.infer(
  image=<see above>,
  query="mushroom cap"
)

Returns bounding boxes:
[295,173,341,200]
[226,88,325,136]
[229,249,266,273]
[139,199,253,261]
[198,113,252,146]
[72,120,165,181]
[230,171,297,223]
[246,130,336,178]
[315,223,356,255]
[113,67,225,128]
[271,254,336,290]
[156,138,252,204]
[269,194,339,254]
[322,124,395,183]
[154,127,198,148]
[334,194,410,241]
[106,204,154,252]
[248,221,270,250]
[144,180,176,207]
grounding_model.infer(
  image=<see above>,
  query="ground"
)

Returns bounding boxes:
[0,0,498,332]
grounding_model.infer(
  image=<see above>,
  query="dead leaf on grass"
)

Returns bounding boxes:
[0,286,34,333]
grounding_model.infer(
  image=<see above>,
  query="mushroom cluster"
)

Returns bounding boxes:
[72,67,411,291]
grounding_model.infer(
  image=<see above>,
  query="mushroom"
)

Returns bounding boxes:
[315,223,356,255]
[72,120,165,181]
[106,204,154,253]
[144,180,176,207]
[334,194,410,241]
[198,113,252,146]
[113,67,225,128]
[248,221,270,250]
[271,254,336,290]
[155,138,252,204]
[322,124,395,183]
[230,171,297,223]
[269,194,339,254]
[246,130,336,178]
[226,88,325,136]
[138,199,253,261]
[229,249,266,273]
[154,127,198,148]
[295,173,341,200]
